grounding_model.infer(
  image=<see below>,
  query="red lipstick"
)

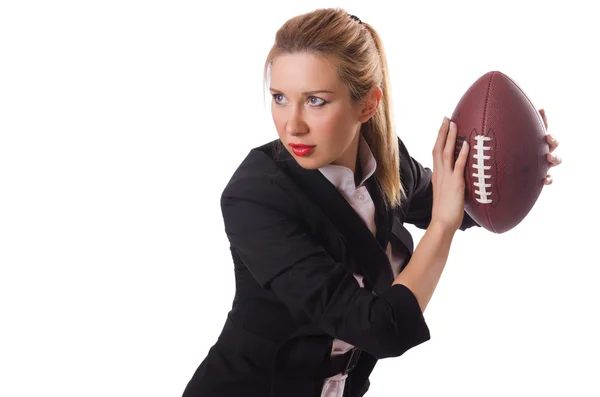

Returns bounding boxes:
[289,143,315,157]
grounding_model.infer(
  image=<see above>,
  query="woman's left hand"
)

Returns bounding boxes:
[540,108,562,185]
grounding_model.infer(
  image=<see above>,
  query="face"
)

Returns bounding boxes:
[269,52,380,171]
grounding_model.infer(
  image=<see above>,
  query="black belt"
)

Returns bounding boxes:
[321,347,362,378]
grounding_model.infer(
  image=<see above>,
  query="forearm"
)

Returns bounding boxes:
[392,221,456,312]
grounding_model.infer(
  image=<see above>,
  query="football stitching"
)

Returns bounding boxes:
[471,135,493,204]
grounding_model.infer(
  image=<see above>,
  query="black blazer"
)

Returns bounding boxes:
[182,137,479,397]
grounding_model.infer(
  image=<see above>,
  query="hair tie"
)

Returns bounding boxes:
[348,14,362,24]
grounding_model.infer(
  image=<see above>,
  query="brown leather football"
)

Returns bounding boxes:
[451,71,548,233]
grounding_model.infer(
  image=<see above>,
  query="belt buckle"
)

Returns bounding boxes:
[342,348,361,375]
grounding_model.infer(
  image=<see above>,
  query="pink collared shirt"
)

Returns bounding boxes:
[319,135,407,397]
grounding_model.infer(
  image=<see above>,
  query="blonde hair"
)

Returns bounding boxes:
[263,8,405,208]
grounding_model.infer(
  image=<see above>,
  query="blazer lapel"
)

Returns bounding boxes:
[365,176,394,252]
[276,147,394,295]
[391,216,414,253]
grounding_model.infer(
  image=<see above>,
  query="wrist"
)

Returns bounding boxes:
[427,220,458,238]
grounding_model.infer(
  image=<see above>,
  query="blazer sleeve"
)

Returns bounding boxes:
[220,170,430,360]
[399,137,480,231]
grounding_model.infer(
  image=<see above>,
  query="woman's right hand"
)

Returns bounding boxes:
[430,117,470,232]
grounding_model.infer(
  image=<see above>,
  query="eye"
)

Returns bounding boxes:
[308,96,327,107]
[272,93,286,104]
[271,93,327,107]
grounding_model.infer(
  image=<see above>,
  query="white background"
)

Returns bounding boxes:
[1,1,598,396]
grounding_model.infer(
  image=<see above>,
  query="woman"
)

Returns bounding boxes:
[182,8,561,397]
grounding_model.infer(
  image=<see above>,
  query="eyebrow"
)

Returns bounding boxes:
[269,87,335,95]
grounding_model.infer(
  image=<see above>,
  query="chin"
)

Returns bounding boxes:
[291,154,326,170]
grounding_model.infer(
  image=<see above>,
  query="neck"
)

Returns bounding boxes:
[329,131,361,174]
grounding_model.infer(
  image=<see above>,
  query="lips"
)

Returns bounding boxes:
[289,143,315,157]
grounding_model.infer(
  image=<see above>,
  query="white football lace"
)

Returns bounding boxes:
[471,135,493,204]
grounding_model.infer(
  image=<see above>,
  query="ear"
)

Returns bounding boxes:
[358,85,383,123]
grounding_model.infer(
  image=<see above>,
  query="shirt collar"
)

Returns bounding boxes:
[318,134,377,190]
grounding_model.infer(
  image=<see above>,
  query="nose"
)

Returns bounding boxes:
[285,106,308,136]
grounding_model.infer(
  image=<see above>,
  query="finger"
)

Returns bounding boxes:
[539,108,548,130]
[544,175,553,185]
[453,140,469,175]
[546,134,559,153]
[433,117,450,169]
[547,153,562,168]
[443,120,458,171]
